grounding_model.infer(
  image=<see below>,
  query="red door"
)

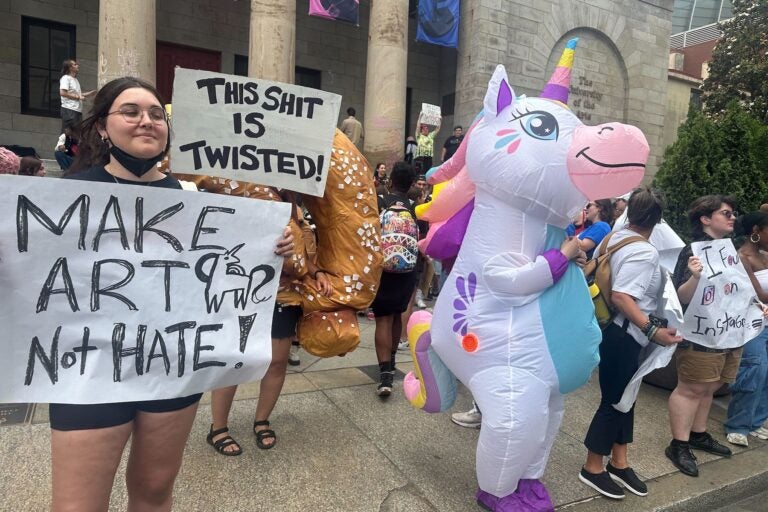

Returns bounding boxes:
[156,42,221,104]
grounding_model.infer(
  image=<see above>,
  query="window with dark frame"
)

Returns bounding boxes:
[295,66,321,89]
[690,88,703,111]
[441,92,455,116]
[234,56,322,90]
[21,17,76,117]
[234,54,248,77]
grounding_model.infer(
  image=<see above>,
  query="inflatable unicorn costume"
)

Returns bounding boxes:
[404,39,650,511]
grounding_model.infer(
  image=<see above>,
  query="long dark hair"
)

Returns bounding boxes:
[68,77,170,174]
[60,59,75,77]
[594,199,614,224]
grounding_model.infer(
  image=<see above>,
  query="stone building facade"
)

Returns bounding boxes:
[0,0,673,178]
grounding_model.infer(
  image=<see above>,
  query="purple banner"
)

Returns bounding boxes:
[309,0,360,26]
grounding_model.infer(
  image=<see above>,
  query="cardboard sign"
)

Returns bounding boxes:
[0,176,291,404]
[680,239,763,348]
[420,103,442,126]
[170,68,341,197]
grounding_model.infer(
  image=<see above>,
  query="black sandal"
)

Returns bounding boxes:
[253,420,277,450]
[206,425,243,456]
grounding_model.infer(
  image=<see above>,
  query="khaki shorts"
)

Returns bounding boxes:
[675,344,743,384]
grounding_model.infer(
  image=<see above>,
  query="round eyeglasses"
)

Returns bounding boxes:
[107,105,168,124]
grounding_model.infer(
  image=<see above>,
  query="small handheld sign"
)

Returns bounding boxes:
[170,68,341,197]
[680,239,763,349]
[420,103,441,126]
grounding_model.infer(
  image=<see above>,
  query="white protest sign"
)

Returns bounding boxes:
[170,68,341,197]
[614,271,683,412]
[680,239,763,348]
[420,103,441,126]
[0,176,291,404]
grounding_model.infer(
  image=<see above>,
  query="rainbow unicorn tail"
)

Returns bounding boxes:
[403,310,457,412]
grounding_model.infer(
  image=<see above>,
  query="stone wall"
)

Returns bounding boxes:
[0,0,99,157]
[663,72,700,153]
[0,0,449,161]
[454,0,674,177]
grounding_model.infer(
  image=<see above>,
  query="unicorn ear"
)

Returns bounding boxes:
[483,65,515,120]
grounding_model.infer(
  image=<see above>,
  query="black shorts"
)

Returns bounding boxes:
[272,303,301,339]
[49,393,202,431]
[371,271,417,317]
[60,107,82,131]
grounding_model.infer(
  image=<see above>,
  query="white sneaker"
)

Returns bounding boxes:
[288,342,301,366]
[727,432,749,446]
[415,289,427,309]
[397,340,410,351]
[749,429,768,440]
[451,405,482,429]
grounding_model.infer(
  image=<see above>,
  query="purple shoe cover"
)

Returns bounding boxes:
[475,480,553,512]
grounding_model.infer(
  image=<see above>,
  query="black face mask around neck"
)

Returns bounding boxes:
[108,144,165,178]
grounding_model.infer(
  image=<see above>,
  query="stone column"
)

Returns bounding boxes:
[363,0,409,167]
[97,0,156,88]
[453,0,489,129]
[249,0,296,82]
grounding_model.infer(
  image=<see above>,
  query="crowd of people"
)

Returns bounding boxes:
[3,63,768,511]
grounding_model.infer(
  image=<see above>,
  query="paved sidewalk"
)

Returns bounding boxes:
[1,307,766,511]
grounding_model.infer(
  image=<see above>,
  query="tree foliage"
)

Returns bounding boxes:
[702,0,768,122]
[654,103,768,241]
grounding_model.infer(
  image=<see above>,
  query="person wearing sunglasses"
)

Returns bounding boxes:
[666,195,741,477]
[577,199,614,259]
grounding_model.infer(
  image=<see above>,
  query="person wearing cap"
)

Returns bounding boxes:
[0,147,20,174]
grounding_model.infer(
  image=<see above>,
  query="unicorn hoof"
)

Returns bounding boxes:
[475,481,554,512]
[403,372,420,401]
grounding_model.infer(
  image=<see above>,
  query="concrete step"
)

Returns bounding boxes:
[41,158,65,177]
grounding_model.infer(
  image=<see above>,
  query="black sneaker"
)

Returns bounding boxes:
[606,462,648,496]
[578,468,625,499]
[665,442,699,477]
[377,371,394,398]
[689,431,732,457]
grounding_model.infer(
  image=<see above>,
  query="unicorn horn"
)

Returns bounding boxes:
[540,37,579,104]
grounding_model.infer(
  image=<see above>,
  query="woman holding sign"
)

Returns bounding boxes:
[52,77,295,512]
[413,113,440,174]
[666,195,740,477]
[724,212,768,446]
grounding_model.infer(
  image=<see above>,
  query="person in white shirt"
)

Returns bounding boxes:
[59,59,94,131]
[580,187,682,500]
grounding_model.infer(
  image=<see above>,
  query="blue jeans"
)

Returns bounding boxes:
[725,328,768,434]
[54,150,73,171]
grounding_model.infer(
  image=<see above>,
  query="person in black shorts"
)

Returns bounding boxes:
[373,162,418,397]
[207,200,334,455]
[50,77,295,510]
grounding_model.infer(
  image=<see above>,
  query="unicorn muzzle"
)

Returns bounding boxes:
[566,123,649,199]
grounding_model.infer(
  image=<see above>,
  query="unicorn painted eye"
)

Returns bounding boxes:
[522,112,558,141]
